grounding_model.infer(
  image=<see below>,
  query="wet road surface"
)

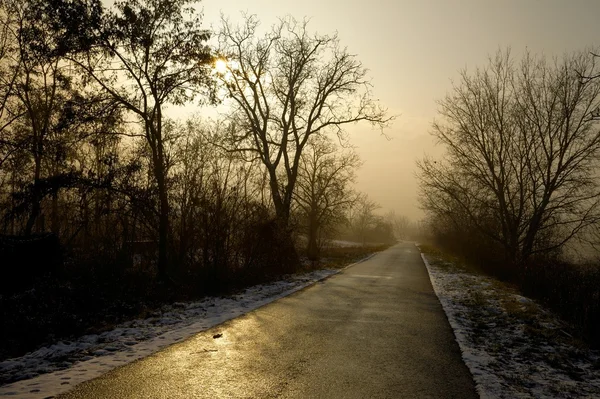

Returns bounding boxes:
[59,242,477,398]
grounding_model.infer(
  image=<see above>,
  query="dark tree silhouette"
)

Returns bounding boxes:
[64,0,214,279]
[217,15,391,267]
[418,50,600,264]
[294,135,360,260]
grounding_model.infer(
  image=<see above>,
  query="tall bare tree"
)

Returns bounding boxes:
[216,15,391,242]
[418,50,600,264]
[65,0,214,278]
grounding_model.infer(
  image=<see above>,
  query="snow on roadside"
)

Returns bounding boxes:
[421,250,600,398]
[0,268,339,398]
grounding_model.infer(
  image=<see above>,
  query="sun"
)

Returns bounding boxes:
[215,59,228,74]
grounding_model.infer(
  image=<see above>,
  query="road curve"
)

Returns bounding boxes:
[59,242,477,398]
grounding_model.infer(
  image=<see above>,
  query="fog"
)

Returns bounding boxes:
[195,0,600,221]
[4,1,600,396]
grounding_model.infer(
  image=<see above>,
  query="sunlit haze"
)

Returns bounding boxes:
[100,0,600,220]
[180,0,598,221]
[3,1,600,396]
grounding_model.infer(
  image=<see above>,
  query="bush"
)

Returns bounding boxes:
[0,233,62,294]
[521,258,600,346]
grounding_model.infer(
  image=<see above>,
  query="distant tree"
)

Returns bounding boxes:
[418,50,600,265]
[349,194,380,245]
[385,211,412,240]
[217,15,391,266]
[65,0,214,279]
[294,135,361,260]
[369,217,395,244]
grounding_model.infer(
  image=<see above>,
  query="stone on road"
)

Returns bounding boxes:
[59,242,477,398]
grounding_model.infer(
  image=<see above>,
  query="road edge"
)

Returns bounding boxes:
[418,249,484,398]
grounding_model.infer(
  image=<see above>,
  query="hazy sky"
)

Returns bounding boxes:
[196,0,600,221]
[108,0,600,220]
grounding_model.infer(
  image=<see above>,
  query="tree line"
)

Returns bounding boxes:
[418,49,600,344]
[0,0,394,291]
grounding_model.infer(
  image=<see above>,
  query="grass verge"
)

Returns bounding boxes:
[420,243,600,397]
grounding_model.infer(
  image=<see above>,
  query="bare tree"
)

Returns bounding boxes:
[348,194,380,245]
[385,211,412,240]
[418,49,600,265]
[65,0,214,279]
[294,135,361,260]
[216,15,391,258]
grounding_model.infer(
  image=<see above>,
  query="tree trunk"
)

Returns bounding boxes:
[273,215,301,273]
[24,154,43,236]
[265,166,302,271]
[148,115,171,282]
[156,168,169,281]
[51,190,59,235]
[268,169,287,223]
[521,206,547,265]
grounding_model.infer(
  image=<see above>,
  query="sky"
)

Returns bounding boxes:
[197,0,600,221]
[109,0,600,221]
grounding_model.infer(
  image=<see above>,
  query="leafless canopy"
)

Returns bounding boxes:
[294,134,361,259]
[418,49,600,264]
[217,15,391,224]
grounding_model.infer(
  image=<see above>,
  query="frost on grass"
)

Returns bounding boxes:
[421,252,600,398]
[0,268,338,399]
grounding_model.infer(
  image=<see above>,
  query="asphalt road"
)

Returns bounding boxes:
[59,242,477,398]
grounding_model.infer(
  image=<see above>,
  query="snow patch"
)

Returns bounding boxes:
[421,251,600,398]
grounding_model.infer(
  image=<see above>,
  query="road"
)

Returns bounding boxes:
[59,242,477,398]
